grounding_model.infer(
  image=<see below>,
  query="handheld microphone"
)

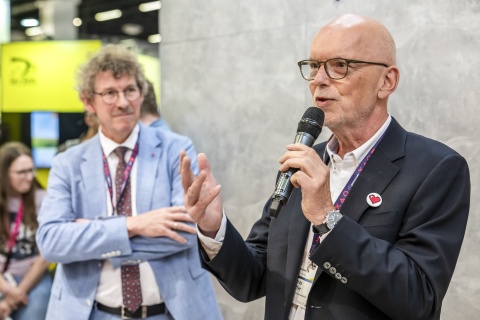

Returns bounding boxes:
[269,107,325,218]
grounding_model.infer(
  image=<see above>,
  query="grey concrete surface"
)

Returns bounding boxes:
[160,1,480,319]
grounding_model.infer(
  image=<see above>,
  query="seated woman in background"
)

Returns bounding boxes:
[0,142,51,320]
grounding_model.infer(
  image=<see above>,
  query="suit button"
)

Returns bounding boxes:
[341,277,348,284]
[335,272,342,280]
[323,262,331,269]
[329,267,336,274]
[86,299,91,306]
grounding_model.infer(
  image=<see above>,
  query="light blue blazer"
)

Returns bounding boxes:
[36,124,222,320]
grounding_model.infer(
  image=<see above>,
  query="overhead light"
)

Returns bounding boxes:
[25,27,44,37]
[148,34,161,43]
[73,18,82,27]
[139,1,161,12]
[95,9,122,22]
[122,23,143,36]
[20,18,39,27]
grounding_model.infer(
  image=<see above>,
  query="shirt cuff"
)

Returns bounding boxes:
[197,211,227,260]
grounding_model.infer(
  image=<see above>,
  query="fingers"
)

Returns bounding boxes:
[127,207,197,240]
[184,171,207,208]
[278,144,324,173]
[170,220,196,234]
[180,151,194,193]
[184,169,221,213]
[197,153,212,172]
[163,218,197,244]
[188,184,222,221]
[169,211,195,223]
[166,206,189,214]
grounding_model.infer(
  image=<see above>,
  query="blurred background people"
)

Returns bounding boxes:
[57,111,99,153]
[0,142,51,320]
[139,80,170,131]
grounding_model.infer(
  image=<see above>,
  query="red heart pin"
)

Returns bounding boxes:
[369,195,381,204]
[366,193,382,207]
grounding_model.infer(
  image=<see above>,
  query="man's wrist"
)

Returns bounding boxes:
[312,209,343,236]
[198,227,219,239]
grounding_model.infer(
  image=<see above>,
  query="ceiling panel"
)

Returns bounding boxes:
[10,0,159,45]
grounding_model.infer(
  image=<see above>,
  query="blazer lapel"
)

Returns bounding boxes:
[341,118,406,221]
[311,118,406,284]
[80,136,107,218]
[135,125,161,214]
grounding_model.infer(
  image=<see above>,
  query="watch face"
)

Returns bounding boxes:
[326,211,343,229]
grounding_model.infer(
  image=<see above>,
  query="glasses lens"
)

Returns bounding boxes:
[300,61,319,80]
[102,90,117,104]
[125,87,140,101]
[326,59,348,79]
[12,168,35,177]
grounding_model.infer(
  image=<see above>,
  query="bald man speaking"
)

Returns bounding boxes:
[180,14,470,320]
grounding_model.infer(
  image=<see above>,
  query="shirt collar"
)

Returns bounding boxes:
[99,124,140,156]
[326,115,392,165]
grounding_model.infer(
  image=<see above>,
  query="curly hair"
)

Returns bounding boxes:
[76,44,148,101]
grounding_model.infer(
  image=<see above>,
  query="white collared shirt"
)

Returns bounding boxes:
[289,115,392,319]
[94,124,163,307]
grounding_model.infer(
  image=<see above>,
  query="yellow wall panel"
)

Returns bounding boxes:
[1,40,101,112]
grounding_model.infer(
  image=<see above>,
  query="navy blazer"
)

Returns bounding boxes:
[201,118,470,320]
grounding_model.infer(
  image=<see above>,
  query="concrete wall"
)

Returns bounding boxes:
[160,1,480,319]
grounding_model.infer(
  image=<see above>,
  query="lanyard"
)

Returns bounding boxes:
[102,141,139,214]
[3,201,24,273]
[309,134,385,252]
[7,201,24,250]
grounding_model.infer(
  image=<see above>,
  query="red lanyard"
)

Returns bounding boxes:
[7,201,24,251]
[102,142,139,214]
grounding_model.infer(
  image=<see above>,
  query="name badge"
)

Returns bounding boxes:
[293,262,317,309]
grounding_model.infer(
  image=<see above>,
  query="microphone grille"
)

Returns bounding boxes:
[296,107,324,139]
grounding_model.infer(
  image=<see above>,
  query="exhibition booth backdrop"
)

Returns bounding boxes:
[0,40,160,187]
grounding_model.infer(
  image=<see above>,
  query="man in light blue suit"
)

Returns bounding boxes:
[36,45,221,320]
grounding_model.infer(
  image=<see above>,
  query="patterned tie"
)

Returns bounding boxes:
[114,147,143,313]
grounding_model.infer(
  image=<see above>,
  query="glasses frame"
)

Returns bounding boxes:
[9,168,36,178]
[93,86,141,105]
[297,58,389,80]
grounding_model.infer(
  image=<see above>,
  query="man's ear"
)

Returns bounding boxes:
[378,66,400,99]
[81,95,95,114]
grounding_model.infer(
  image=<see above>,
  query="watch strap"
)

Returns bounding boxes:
[312,222,330,236]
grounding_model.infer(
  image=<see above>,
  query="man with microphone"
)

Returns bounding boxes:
[180,14,470,320]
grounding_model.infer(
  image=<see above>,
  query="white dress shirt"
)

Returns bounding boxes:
[94,124,163,307]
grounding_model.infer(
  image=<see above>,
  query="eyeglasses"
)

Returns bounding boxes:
[93,86,141,105]
[297,58,388,81]
[9,168,36,178]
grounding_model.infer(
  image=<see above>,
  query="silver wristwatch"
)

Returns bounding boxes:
[312,210,343,236]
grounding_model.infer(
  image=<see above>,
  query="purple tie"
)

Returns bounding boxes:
[114,147,143,313]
